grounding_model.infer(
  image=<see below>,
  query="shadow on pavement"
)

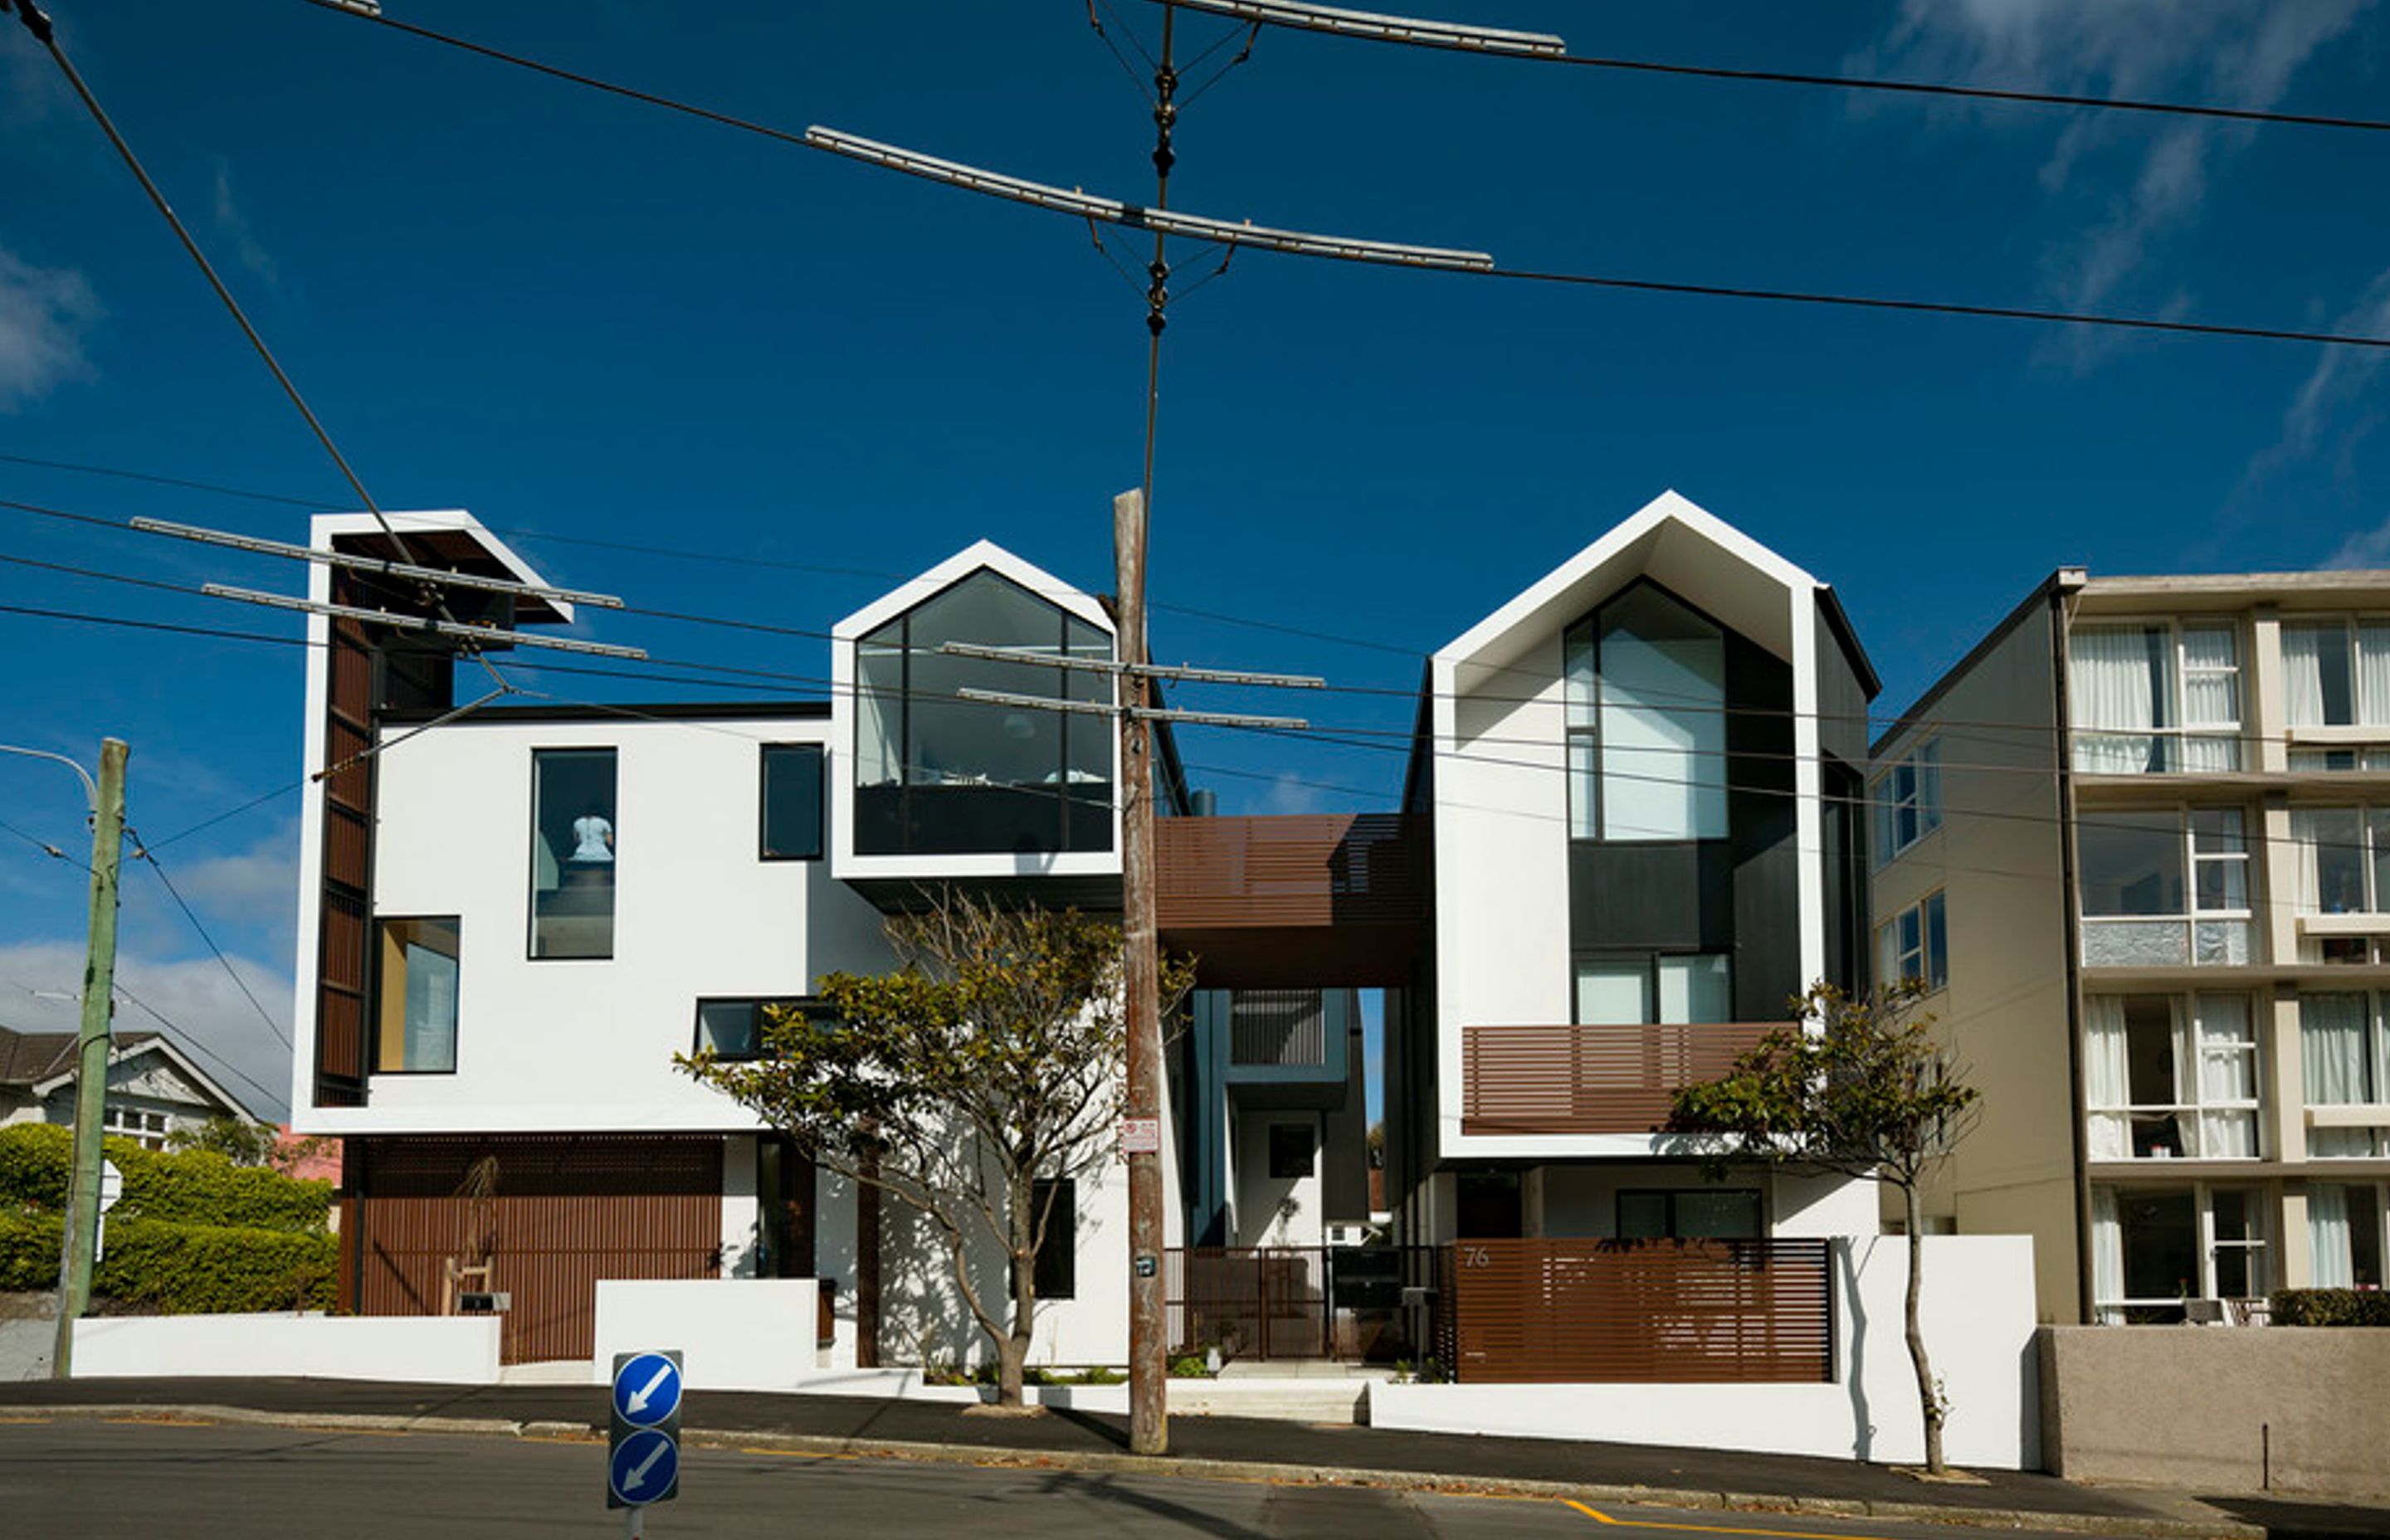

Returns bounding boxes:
[2197,1494,2390,1539]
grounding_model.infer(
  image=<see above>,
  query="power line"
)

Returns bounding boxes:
[109,980,288,1118]
[124,831,294,1052]
[1148,0,2390,135]
[276,0,2390,353]
[0,451,334,509]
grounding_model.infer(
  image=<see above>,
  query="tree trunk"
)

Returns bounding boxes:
[999,1245,1036,1408]
[1902,1181,1946,1474]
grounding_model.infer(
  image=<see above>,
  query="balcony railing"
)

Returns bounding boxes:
[1461,1021,1778,1137]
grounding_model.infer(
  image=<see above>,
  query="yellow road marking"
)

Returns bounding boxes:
[1563,1499,1888,1540]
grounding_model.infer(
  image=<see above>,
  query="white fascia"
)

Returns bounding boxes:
[289,509,569,1132]
[829,539,1124,884]
[1428,489,1834,1157]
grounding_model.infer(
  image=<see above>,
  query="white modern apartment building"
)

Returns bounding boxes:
[1872,568,2390,1323]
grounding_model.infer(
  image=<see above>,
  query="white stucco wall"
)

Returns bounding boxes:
[1371,1235,2038,1469]
[72,1313,501,1385]
[592,1278,819,1391]
[293,714,894,1136]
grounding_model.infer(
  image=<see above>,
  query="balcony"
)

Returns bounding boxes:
[1461,1021,1778,1138]
[1157,815,1428,987]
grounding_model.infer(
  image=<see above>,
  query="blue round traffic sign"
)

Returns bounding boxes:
[612,1352,683,1428]
[608,1428,679,1507]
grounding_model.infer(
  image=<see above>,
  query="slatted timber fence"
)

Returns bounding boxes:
[1436,1238,1833,1385]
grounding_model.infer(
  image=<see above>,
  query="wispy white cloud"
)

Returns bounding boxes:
[0,245,99,410]
[1253,772,1327,817]
[151,821,301,968]
[2238,266,2390,549]
[1861,1,2370,337]
[209,158,280,290]
[0,941,293,1120]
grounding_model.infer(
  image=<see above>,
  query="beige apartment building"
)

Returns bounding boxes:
[1872,568,2390,1323]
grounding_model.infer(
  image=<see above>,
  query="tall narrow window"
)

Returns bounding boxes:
[531,748,617,959]
[760,744,825,860]
[1563,585,1726,842]
[1875,892,1949,992]
[1871,739,1943,865]
[1030,1177,1076,1300]
[376,917,460,1072]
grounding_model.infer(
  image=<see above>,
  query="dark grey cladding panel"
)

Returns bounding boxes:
[1570,841,1735,951]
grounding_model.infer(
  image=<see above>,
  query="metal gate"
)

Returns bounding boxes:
[1164,1246,1436,1363]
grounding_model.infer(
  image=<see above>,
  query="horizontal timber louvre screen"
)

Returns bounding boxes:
[1155,814,1427,928]
[1444,1238,1832,1385]
[1461,1021,1778,1136]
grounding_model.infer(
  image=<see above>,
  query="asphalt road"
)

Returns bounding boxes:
[0,1420,2139,1540]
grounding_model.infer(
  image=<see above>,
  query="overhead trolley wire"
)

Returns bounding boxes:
[276,0,2390,353]
[1138,0,2390,136]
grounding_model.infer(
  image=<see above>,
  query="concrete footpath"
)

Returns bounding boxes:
[0,1377,2382,1539]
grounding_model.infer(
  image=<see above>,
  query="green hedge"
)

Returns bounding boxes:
[0,1211,335,1313]
[2271,1289,2390,1327]
[0,1122,330,1233]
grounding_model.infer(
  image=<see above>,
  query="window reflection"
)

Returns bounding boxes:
[532,748,616,959]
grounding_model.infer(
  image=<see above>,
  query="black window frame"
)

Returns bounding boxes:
[1032,1176,1076,1300]
[758,742,827,862]
[690,994,836,1063]
[1616,1187,1764,1240]
[1570,949,1735,1026]
[528,744,619,962]
[371,914,463,1075]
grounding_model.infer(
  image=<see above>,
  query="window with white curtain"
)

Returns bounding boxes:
[2288,807,2390,916]
[2308,1182,2385,1289]
[2084,994,2260,1160]
[1870,738,1942,866]
[2090,1182,2270,1323]
[2070,621,2241,774]
[2077,807,2254,967]
[2300,993,2390,1157]
[2282,619,2390,729]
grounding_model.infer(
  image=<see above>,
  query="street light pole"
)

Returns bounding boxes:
[50,737,128,1379]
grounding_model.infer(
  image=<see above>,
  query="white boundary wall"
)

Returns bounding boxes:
[71,1313,500,1385]
[1371,1236,2038,1470]
[592,1279,819,1391]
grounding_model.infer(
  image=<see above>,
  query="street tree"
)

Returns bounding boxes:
[1666,981,1979,1474]
[680,889,1194,1408]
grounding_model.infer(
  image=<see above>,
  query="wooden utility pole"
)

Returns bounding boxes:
[52,735,126,1379]
[1121,0,1178,1460]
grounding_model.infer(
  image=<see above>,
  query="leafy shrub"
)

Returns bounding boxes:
[1168,1355,1210,1378]
[2270,1289,2390,1327]
[0,1210,334,1313]
[0,1123,330,1233]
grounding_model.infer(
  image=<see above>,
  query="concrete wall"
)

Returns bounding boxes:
[1373,1235,2039,1470]
[72,1313,500,1385]
[296,713,895,1136]
[1871,601,2081,1322]
[592,1278,818,1391]
[2040,1325,2390,1498]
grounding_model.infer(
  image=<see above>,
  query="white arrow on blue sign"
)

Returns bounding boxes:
[607,1428,678,1507]
[612,1351,684,1429]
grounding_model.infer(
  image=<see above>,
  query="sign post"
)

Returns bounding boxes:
[95,1158,121,1264]
[607,1349,683,1533]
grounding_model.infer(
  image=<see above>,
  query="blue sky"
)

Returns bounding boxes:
[2,1,2387,1119]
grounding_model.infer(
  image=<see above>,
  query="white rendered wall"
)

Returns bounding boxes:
[1372,1235,2037,1469]
[1233,1109,1325,1248]
[72,1313,501,1385]
[592,1278,818,1391]
[295,715,894,1136]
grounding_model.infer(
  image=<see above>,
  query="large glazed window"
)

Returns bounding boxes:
[375,916,460,1072]
[2300,993,2390,1157]
[2070,621,2241,773]
[854,571,1112,856]
[1574,952,1731,1025]
[530,748,617,959]
[2090,1185,2267,1323]
[2077,807,2251,967]
[1563,584,1727,842]
[2083,993,2258,1160]
[2284,619,2390,729]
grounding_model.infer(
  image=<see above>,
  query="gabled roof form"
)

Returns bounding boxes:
[832,539,1113,641]
[1433,489,1875,694]
[2,1023,259,1123]
[308,508,575,626]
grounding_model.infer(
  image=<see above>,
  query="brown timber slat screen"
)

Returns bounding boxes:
[1461,1021,1778,1136]
[1446,1238,1832,1384]
[352,1135,724,1365]
[1165,1247,1437,1362]
[1155,814,1427,928]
